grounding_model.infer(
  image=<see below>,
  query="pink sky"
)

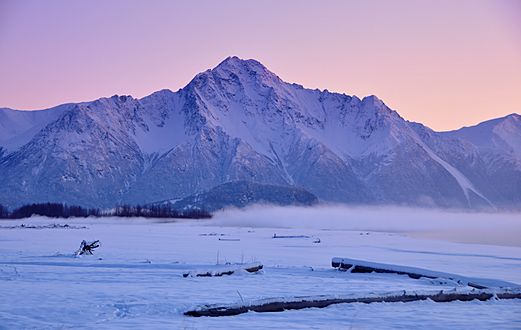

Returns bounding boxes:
[0,0,519,131]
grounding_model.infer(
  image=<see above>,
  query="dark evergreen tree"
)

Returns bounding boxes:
[3,202,210,219]
[112,204,211,219]
[9,203,101,219]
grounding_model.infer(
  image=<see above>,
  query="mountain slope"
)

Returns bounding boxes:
[440,114,521,207]
[0,104,73,154]
[169,181,318,212]
[0,56,519,209]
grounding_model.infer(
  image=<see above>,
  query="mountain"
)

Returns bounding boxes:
[441,114,521,207]
[0,56,519,210]
[167,181,318,212]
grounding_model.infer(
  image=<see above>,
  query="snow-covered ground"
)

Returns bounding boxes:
[0,206,520,329]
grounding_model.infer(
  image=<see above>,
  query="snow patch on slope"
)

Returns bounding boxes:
[410,132,493,206]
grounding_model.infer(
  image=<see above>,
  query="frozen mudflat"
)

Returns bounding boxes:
[0,206,520,329]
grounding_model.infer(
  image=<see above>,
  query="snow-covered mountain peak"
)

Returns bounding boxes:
[180,57,438,160]
[496,113,521,130]
[360,95,403,121]
[490,113,521,160]
[189,56,284,94]
[361,94,384,106]
[213,56,274,77]
[442,112,521,161]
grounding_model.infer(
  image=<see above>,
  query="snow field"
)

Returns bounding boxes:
[0,208,520,329]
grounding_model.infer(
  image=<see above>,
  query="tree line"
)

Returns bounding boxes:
[0,203,211,220]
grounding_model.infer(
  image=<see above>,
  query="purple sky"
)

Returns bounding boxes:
[0,0,519,130]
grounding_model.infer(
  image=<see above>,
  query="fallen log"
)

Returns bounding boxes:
[183,263,263,278]
[184,289,521,317]
[334,261,436,280]
[272,234,310,239]
[331,257,517,289]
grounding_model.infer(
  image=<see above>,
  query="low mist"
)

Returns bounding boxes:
[211,205,521,247]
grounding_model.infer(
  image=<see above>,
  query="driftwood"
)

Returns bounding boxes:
[271,234,320,243]
[333,259,437,279]
[185,257,521,317]
[75,240,100,256]
[183,263,263,278]
[332,258,495,289]
[184,289,521,317]
[272,234,310,239]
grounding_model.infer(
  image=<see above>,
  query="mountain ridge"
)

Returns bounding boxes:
[1,56,519,210]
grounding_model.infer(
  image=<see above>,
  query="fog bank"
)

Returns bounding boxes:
[211,205,521,247]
